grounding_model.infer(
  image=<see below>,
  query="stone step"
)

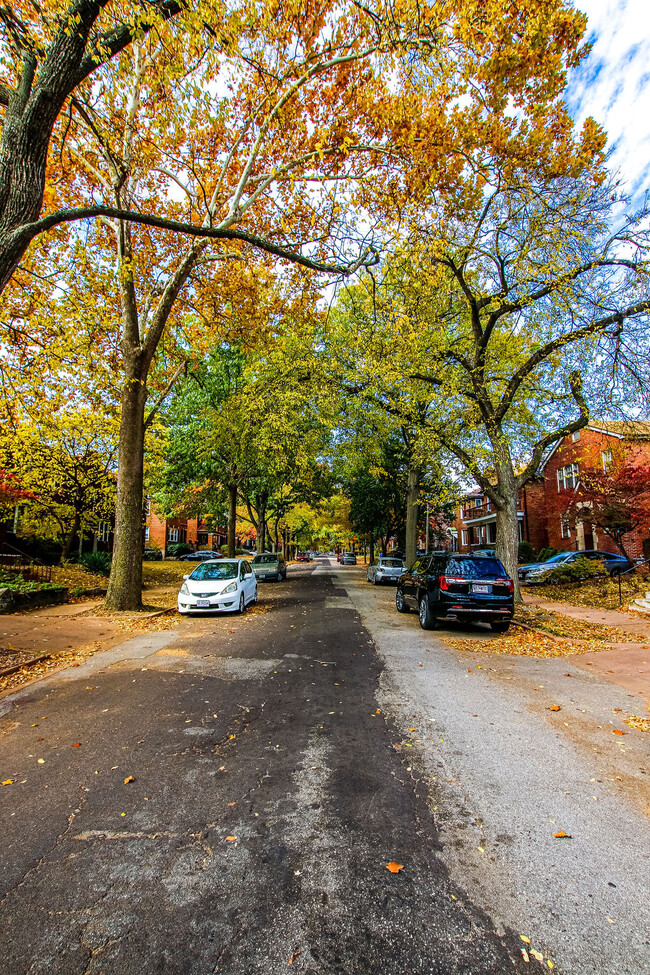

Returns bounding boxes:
[630,597,650,613]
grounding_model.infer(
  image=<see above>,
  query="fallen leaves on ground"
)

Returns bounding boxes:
[553,830,572,838]
[0,640,106,694]
[123,776,135,784]
[533,575,650,612]
[386,861,404,873]
[548,705,561,711]
[0,648,43,670]
[612,729,628,736]
[624,715,650,732]
[445,629,606,658]
[288,950,302,965]
[516,607,645,644]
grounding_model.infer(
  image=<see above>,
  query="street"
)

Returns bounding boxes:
[1,560,649,975]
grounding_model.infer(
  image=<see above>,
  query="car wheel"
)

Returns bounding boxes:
[490,621,510,633]
[418,594,437,630]
[276,571,282,582]
[373,575,379,585]
[395,587,409,613]
[238,593,245,614]
[253,587,258,604]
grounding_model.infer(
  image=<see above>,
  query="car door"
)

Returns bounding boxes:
[242,561,255,601]
[413,557,431,604]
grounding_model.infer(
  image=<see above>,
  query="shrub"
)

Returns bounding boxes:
[79,551,112,576]
[518,541,537,564]
[219,545,245,555]
[537,547,559,563]
[166,543,193,558]
[539,557,606,584]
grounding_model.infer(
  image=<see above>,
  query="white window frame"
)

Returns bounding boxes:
[145,499,151,516]
[560,515,571,538]
[602,450,612,472]
[168,527,179,542]
[461,530,468,546]
[97,521,111,543]
[475,497,483,507]
[144,527,150,542]
[557,463,580,491]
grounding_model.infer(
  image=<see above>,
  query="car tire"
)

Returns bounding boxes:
[238,593,245,614]
[418,594,437,630]
[490,621,510,633]
[395,587,409,613]
[276,571,282,582]
[373,575,379,586]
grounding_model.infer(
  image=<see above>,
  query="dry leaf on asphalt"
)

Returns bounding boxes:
[548,706,561,711]
[225,836,237,842]
[288,950,302,964]
[612,729,628,736]
[625,715,650,732]
[553,830,572,838]
[2,779,13,785]
[73,742,81,747]
[386,861,404,873]
[123,776,135,784]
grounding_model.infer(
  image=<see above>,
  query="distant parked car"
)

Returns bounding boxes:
[518,550,632,583]
[396,553,514,632]
[143,548,163,561]
[252,552,287,581]
[179,550,222,561]
[367,556,405,585]
[340,552,357,565]
[178,558,256,614]
[296,552,311,562]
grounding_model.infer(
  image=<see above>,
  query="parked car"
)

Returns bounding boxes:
[367,556,406,585]
[143,548,163,561]
[340,552,357,565]
[177,558,257,614]
[396,553,514,632]
[518,549,633,583]
[252,552,287,581]
[178,550,222,562]
[296,552,311,562]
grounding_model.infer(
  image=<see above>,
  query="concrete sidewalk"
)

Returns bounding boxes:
[523,592,650,706]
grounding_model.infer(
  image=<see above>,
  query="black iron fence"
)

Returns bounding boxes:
[0,553,53,583]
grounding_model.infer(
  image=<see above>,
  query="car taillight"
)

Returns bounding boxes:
[497,577,514,594]
[439,576,466,590]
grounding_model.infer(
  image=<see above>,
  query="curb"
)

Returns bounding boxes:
[0,652,54,678]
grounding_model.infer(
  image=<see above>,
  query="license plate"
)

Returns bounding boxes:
[196,599,210,608]
[472,584,490,594]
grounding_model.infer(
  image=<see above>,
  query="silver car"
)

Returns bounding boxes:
[367,556,406,585]
[252,552,287,581]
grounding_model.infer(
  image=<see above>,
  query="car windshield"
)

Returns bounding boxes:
[190,561,238,581]
[253,554,278,564]
[443,558,508,579]
[381,559,403,567]
[545,553,572,563]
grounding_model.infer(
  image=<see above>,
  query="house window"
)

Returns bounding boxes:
[557,463,580,491]
[602,450,612,471]
[144,527,150,542]
[168,527,179,542]
[571,431,581,442]
[560,515,571,538]
[97,521,111,543]
[145,499,151,516]
[179,528,187,543]
[475,497,483,507]
[461,530,468,546]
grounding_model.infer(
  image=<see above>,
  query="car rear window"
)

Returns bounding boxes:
[253,554,278,564]
[443,558,508,579]
[381,559,403,567]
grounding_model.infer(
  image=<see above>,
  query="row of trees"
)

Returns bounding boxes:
[1,0,648,604]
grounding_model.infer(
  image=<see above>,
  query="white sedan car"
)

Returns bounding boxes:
[178,558,257,614]
[366,556,406,585]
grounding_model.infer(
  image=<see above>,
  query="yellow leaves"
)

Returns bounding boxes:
[624,715,650,733]
[548,705,561,711]
[123,776,135,784]
[288,949,302,964]
[386,861,404,873]
[225,835,237,842]
[2,779,13,786]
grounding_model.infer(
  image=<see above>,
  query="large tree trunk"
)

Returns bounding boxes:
[369,534,375,564]
[105,365,148,609]
[227,482,237,557]
[255,493,268,554]
[405,462,420,567]
[493,462,522,602]
[60,511,81,562]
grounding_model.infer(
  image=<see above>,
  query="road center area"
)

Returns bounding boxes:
[1,561,649,975]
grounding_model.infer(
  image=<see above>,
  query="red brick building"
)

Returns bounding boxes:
[539,421,650,560]
[144,500,227,556]
[453,421,650,560]
[454,481,547,555]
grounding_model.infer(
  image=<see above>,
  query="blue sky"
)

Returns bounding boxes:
[568,0,650,199]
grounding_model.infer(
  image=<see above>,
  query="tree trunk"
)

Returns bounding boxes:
[227,482,237,557]
[255,493,268,554]
[494,469,522,602]
[369,535,375,564]
[105,370,148,609]
[405,462,420,567]
[60,511,81,562]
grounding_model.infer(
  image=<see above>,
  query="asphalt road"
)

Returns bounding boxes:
[1,561,648,975]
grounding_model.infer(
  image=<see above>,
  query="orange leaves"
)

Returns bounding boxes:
[553,830,571,839]
[548,705,561,712]
[123,775,135,784]
[612,729,627,736]
[288,950,302,965]
[386,861,404,873]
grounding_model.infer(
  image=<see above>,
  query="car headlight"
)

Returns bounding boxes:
[223,581,237,593]
[180,583,189,595]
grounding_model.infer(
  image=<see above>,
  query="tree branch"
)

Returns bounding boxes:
[144,360,188,430]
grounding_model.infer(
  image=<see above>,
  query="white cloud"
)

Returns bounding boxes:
[568,0,650,199]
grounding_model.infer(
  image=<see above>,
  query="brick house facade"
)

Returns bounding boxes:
[144,500,227,556]
[453,421,650,560]
[453,481,547,555]
[539,422,650,561]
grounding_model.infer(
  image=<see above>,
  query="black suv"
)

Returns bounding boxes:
[396,554,515,632]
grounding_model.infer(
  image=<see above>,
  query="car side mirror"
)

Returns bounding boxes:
[183,574,189,580]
